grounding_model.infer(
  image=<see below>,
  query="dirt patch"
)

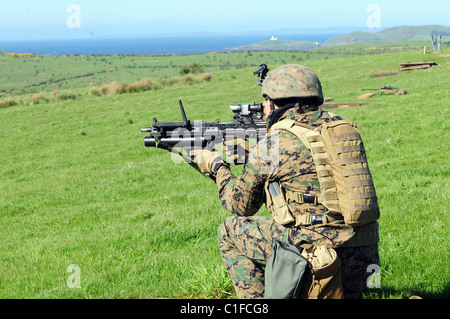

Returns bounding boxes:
[321,102,384,109]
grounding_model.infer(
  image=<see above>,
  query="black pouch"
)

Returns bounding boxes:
[264,240,310,299]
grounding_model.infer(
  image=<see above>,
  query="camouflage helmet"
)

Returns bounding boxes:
[261,64,324,105]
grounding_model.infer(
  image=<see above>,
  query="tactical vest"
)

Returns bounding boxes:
[267,118,380,227]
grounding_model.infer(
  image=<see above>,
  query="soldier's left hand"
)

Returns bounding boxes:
[190,149,224,175]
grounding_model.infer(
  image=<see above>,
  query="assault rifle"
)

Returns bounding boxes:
[141,64,270,180]
[141,100,267,180]
[362,86,407,95]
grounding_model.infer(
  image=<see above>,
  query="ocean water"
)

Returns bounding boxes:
[0,34,340,55]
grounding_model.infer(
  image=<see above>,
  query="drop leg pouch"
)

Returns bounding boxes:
[264,240,309,299]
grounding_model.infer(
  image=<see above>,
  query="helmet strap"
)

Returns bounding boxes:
[267,103,298,129]
[269,99,275,112]
[266,96,320,128]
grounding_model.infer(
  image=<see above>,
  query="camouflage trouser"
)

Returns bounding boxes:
[218,215,380,299]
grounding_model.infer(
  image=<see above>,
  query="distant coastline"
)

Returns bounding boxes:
[1,25,448,55]
[0,34,339,56]
[231,25,450,51]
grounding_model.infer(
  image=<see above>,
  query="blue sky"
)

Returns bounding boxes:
[0,0,448,40]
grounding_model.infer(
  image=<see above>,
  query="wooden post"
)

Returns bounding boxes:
[431,35,438,52]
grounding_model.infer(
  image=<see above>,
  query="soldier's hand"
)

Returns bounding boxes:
[224,136,251,164]
[189,148,224,175]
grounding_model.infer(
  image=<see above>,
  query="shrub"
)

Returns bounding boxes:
[100,81,127,95]
[90,73,210,98]
[180,63,204,75]
[127,78,160,93]
[31,92,47,104]
[182,75,194,85]
[100,85,109,95]
[89,87,102,97]
[201,73,212,82]
[58,90,77,100]
[159,76,178,87]
[0,97,17,108]
[111,82,128,95]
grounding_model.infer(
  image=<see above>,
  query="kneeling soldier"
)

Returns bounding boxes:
[191,64,380,299]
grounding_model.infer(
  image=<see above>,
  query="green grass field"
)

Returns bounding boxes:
[0,42,448,299]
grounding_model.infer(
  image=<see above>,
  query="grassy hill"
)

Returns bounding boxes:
[0,39,443,96]
[0,51,315,95]
[324,25,450,46]
[0,42,449,299]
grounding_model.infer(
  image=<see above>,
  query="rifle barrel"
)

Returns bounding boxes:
[144,137,208,148]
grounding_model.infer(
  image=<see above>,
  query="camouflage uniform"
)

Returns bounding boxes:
[216,108,380,299]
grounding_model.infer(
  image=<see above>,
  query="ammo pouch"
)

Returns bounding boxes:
[265,181,295,226]
[264,241,344,299]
